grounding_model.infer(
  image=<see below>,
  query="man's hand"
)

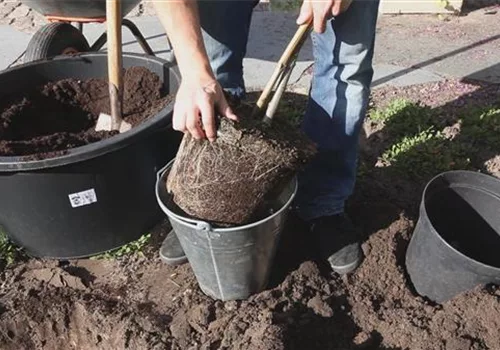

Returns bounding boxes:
[296,0,353,33]
[153,0,238,142]
[173,77,238,142]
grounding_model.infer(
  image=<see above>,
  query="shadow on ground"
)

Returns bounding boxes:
[461,0,500,14]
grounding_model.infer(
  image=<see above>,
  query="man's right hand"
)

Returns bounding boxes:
[173,77,238,142]
[153,0,237,142]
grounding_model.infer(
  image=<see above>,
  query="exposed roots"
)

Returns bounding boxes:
[166,103,317,226]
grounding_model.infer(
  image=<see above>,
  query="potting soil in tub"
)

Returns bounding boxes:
[0,66,173,160]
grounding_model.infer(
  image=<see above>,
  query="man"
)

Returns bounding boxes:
[153,0,380,274]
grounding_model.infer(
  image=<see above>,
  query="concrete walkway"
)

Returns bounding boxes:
[0,9,498,91]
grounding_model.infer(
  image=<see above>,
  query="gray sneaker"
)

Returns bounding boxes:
[310,214,363,274]
[159,230,188,266]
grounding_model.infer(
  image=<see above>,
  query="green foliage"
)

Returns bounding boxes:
[371,98,497,181]
[460,107,500,149]
[381,128,471,178]
[381,127,438,163]
[0,228,17,266]
[369,99,436,138]
[369,99,417,122]
[436,0,459,13]
[90,233,152,260]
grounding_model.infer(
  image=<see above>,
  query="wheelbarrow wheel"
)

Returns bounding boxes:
[25,23,90,62]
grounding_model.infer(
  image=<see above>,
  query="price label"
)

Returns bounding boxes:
[68,189,98,208]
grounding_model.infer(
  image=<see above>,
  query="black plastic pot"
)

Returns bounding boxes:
[406,171,500,303]
[0,53,182,259]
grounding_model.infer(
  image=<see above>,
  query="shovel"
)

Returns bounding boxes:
[95,0,131,133]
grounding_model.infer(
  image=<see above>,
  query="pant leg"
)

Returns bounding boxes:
[295,0,380,221]
[197,0,258,99]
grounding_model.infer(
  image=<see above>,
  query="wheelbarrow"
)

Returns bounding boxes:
[20,0,171,62]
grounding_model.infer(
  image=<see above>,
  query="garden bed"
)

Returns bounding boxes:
[0,80,499,349]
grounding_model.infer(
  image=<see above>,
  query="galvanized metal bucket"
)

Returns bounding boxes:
[155,159,297,301]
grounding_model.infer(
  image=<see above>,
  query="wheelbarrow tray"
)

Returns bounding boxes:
[21,0,141,20]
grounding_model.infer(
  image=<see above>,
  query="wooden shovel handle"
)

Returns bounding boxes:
[106,0,123,120]
[254,21,312,113]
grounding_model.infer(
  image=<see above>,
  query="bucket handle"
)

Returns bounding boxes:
[156,159,214,232]
[156,159,175,181]
[196,221,213,232]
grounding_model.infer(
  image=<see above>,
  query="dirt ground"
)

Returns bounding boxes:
[0,77,499,349]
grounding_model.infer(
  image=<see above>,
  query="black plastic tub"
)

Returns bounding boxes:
[406,170,500,303]
[0,53,182,259]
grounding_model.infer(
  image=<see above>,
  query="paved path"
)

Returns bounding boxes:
[0,7,498,91]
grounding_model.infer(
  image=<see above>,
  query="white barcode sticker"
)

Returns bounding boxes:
[68,189,98,208]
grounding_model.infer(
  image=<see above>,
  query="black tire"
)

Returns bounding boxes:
[24,23,90,63]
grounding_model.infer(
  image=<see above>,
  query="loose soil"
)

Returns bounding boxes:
[166,98,317,226]
[0,82,499,350]
[0,66,172,159]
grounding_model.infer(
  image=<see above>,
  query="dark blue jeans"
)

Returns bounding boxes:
[198,0,380,221]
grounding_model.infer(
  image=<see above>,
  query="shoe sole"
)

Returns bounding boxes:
[159,252,188,266]
[329,255,363,275]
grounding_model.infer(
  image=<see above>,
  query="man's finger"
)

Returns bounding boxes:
[199,98,216,142]
[331,0,342,16]
[223,105,238,121]
[313,7,327,33]
[296,1,312,25]
[186,107,204,140]
[217,94,239,122]
[172,102,186,132]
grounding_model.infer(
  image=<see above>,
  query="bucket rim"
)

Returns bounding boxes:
[155,159,298,232]
[421,169,500,273]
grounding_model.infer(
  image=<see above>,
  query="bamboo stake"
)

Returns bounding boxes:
[251,21,311,118]
[263,59,296,124]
